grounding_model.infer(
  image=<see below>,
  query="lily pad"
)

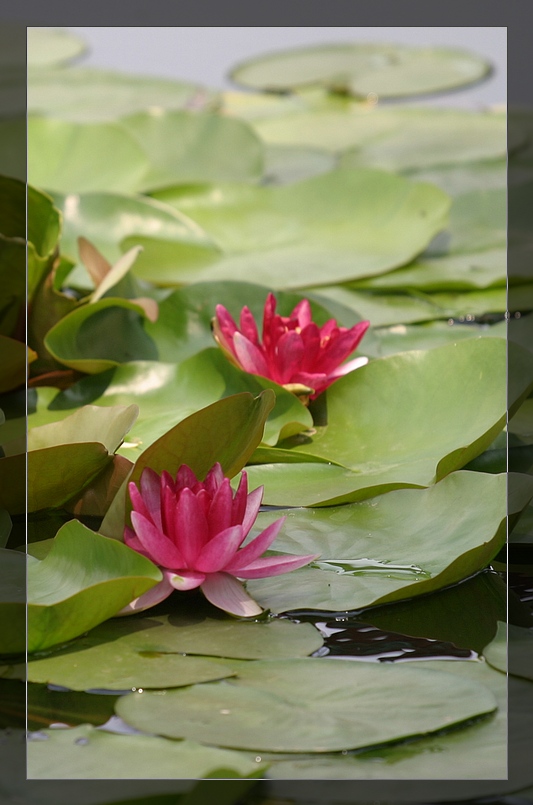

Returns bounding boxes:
[265,659,507,780]
[27,67,217,122]
[138,168,450,288]
[230,43,490,98]
[27,725,267,779]
[116,657,497,753]
[405,160,507,197]
[0,548,25,654]
[27,519,162,653]
[262,144,337,185]
[28,117,150,194]
[27,28,87,69]
[20,605,322,690]
[253,107,505,169]
[118,110,264,190]
[53,191,219,270]
[245,471,520,613]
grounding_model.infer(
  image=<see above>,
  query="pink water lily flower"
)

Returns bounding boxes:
[213,293,370,401]
[120,463,318,618]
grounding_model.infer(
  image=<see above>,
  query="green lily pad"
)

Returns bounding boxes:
[245,471,520,613]
[262,144,337,185]
[1,404,137,514]
[28,519,162,653]
[364,321,500,359]
[230,43,490,98]
[308,286,450,327]
[265,659,506,780]
[44,298,160,374]
[116,657,496,753]
[338,109,506,171]
[27,28,87,69]
[36,351,310,454]
[53,190,219,270]
[28,117,150,194]
[27,67,217,122]
[484,622,533,681]
[27,725,267,779]
[253,107,505,169]
[19,604,322,690]
[405,160,507,197]
[118,110,264,190]
[136,168,450,288]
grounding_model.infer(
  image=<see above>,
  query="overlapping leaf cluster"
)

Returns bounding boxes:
[1,30,532,783]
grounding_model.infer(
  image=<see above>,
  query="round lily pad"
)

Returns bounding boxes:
[116,658,497,753]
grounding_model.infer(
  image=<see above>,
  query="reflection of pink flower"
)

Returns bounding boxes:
[121,463,318,618]
[213,293,369,400]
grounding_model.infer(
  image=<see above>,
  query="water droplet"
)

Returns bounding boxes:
[341,750,348,755]
[220,709,231,715]
[255,756,262,762]
[75,737,89,746]
[137,689,144,693]
[447,318,454,325]
[315,558,430,580]
[49,723,70,729]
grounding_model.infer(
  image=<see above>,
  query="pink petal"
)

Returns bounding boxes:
[168,569,206,590]
[231,471,248,526]
[233,332,270,377]
[195,524,244,572]
[175,487,209,566]
[200,572,263,617]
[275,330,305,384]
[128,482,153,524]
[215,304,239,343]
[261,293,278,350]
[327,356,369,379]
[241,485,264,537]
[138,469,163,530]
[131,511,184,568]
[207,477,233,536]
[224,517,286,572]
[203,462,224,496]
[115,573,173,616]
[239,306,259,344]
[232,552,319,579]
[175,464,199,493]
[123,526,153,561]
[291,298,312,328]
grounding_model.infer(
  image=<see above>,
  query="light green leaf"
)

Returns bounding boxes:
[28,67,217,122]
[28,520,162,653]
[27,726,267,779]
[135,168,450,288]
[28,403,138,454]
[230,43,490,98]
[246,471,518,613]
[265,659,507,780]
[28,117,150,194]
[116,657,496,753]
[119,110,264,190]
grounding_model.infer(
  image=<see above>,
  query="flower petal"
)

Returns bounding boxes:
[241,485,264,537]
[175,487,209,565]
[233,332,270,376]
[168,569,206,590]
[275,330,305,384]
[208,477,233,536]
[138,468,163,530]
[200,572,263,617]
[131,511,184,568]
[239,306,259,344]
[232,552,319,579]
[327,355,369,379]
[224,517,286,572]
[195,524,244,572]
[115,573,173,616]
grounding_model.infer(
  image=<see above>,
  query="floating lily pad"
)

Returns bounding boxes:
[27,28,87,69]
[116,657,497,753]
[262,144,337,185]
[253,107,505,170]
[20,605,322,690]
[136,168,449,288]
[265,659,506,780]
[28,67,217,121]
[245,471,520,613]
[405,160,507,197]
[27,725,267,779]
[54,191,219,268]
[28,117,150,194]
[118,110,264,190]
[230,43,490,98]
[28,519,162,653]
